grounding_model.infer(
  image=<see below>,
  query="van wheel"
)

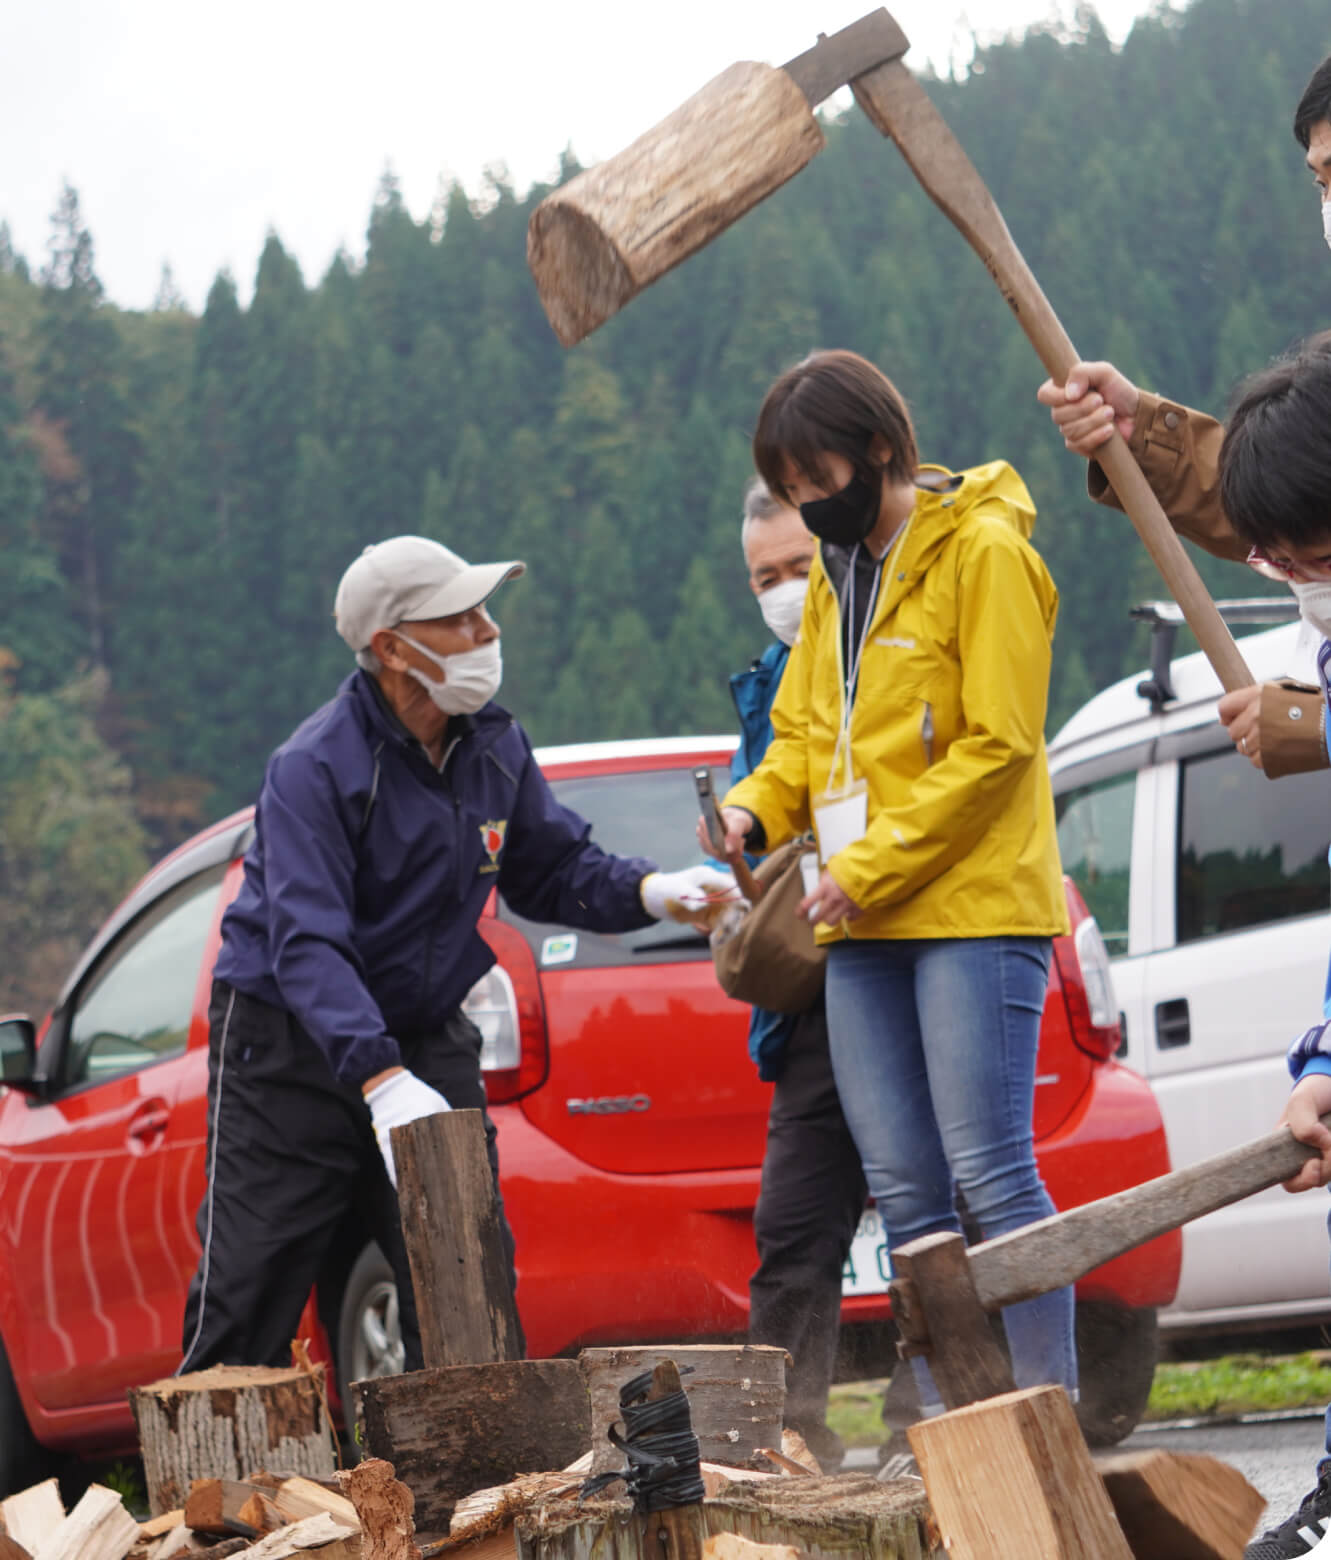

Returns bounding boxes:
[0,1335,50,1497]
[1075,1302,1158,1447]
[335,1243,404,1433]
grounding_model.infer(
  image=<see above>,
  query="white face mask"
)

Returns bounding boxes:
[1322,198,1331,253]
[1292,578,1331,640]
[757,578,808,647]
[399,635,502,714]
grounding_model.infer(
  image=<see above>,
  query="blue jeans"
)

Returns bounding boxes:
[825,935,1077,1412]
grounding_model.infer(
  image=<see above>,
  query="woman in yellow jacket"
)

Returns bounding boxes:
[712,350,1074,1415]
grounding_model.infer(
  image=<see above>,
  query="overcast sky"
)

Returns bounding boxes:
[4,0,1164,312]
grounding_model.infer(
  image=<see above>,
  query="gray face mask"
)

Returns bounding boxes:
[1323,199,1331,253]
[399,635,502,714]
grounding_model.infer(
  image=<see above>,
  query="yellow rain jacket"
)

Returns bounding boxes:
[724,460,1068,943]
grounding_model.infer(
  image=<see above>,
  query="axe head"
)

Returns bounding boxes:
[527,10,910,346]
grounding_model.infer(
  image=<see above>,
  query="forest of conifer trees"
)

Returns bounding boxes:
[2,0,1330,1010]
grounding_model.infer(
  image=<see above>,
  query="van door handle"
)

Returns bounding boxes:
[1155,998,1191,1049]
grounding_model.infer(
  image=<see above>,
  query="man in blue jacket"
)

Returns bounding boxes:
[180,534,733,1373]
[733,481,867,1470]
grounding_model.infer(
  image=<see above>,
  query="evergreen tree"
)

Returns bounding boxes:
[34,182,139,671]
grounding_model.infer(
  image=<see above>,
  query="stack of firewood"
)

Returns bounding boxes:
[0,1475,363,1560]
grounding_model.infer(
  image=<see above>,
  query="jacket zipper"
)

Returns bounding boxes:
[921,701,934,767]
[419,746,466,1023]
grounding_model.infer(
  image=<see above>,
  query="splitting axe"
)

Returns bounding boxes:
[527,9,1254,695]
[887,1111,1331,1411]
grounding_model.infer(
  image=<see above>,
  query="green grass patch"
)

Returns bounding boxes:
[827,1378,891,1447]
[829,1353,1331,1444]
[1145,1351,1331,1421]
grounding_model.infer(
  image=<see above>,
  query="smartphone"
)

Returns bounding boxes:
[693,768,729,856]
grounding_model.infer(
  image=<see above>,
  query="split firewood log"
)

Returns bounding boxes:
[32,1485,139,1560]
[0,1481,63,1556]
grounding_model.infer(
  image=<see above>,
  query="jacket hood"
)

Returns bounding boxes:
[820,460,1036,601]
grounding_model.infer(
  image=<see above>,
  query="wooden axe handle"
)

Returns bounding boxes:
[965,1113,1331,1315]
[850,57,1253,694]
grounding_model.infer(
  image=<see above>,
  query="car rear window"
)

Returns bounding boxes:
[499,764,732,967]
[1055,772,1135,957]
[1178,748,1331,942]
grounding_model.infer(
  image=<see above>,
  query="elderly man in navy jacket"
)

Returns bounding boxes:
[180,535,732,1373]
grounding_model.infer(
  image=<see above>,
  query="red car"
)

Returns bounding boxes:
[0,736,1178,1490]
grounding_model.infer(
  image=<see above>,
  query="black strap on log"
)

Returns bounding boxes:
[579,1366,705,1513]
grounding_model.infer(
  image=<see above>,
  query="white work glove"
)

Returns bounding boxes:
[365,1069,452,1188]
[640,865,740,926]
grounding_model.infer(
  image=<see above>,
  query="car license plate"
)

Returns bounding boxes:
[841,1204,891,1295]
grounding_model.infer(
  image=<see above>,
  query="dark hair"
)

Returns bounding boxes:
[1294,55,1331,149]
[753,350,918,506]
[1219,331,1331,550]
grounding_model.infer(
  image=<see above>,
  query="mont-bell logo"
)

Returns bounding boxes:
[479,819,508,873]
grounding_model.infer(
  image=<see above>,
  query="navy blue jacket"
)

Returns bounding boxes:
[215,672,655,1085]
[729,641,797,1082]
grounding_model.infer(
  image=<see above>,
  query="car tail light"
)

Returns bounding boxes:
[1053,885,1123,1062]
[470,917,549,1102]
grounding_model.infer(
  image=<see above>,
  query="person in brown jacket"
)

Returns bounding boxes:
[1045,59,1331,1560]
[1036,54,1331,785]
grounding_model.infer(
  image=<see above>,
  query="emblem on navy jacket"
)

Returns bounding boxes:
[479,818,508,873]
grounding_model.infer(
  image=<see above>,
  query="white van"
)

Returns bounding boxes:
[1048,601,1331,1338]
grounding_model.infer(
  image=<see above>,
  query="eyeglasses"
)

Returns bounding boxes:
[1245,546,1331,583]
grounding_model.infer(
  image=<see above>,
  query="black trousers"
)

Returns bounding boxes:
[748,998,868,1436]
[179,979,517,1374]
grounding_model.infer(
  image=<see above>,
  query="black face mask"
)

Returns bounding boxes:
[798,470,881,548]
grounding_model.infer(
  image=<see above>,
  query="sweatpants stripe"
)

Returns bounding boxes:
[177,986,235,1373]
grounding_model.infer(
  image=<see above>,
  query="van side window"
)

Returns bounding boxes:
[1178,750,1330,942]
[1055,774,1135,956]
[61,866,226,1090]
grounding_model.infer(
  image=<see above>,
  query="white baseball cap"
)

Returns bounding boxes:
[334,536,526,652]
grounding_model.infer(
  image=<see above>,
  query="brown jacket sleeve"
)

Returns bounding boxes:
[1086,390,1244,563]
[1261,681,1330,779]
[1086,393,1329,779]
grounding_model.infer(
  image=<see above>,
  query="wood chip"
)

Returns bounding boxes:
[138,1514,185,1542]
[241,1515,357,1560]
[703,1537,806,1560]
[272,1481,360,1531]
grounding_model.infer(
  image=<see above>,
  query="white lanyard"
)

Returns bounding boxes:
[828,514,912,796]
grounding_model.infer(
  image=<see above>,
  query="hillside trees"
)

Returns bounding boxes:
[0,0,1326,865]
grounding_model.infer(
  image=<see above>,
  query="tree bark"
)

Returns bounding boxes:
[354,1361,590,1534]
[130,1367,336,1517]
[527,62,824,346]
[515,1476,939,1560]
[392,1111,523,1370]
